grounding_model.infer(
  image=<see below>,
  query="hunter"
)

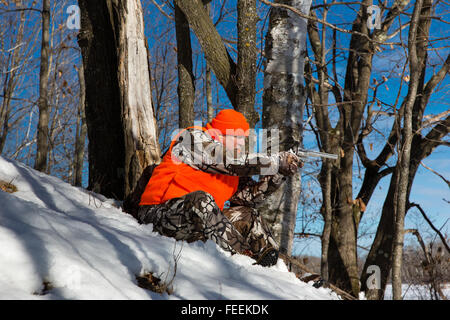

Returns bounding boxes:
[138,109,302,267]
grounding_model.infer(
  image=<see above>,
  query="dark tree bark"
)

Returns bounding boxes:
[78,0,126,198]
[35,0,51,172]
[78,0,161,200]
[174,0,238,109]
[360,0,449,300]
[175,3,195,128]
[303,0,412,297]
[205,3,213,123]
[236,0,259,127]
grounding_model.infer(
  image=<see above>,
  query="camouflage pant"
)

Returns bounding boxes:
[137,190,278,258]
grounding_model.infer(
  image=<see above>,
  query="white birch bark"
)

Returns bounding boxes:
[261,0,312,255]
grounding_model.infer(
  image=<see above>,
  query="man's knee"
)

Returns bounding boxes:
[137,205,156,224]
[186,191,218,213]
[224,206,258,223]
[190,190,215,202]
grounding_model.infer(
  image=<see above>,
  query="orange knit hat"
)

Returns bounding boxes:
[210,109,250,136]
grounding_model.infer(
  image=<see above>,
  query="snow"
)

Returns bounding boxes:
[384,284,450,300]
[0,156,339,300]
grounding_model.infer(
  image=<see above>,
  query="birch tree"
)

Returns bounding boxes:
[259,0,312,256]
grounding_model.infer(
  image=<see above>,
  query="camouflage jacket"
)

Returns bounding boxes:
[171,127,286,208]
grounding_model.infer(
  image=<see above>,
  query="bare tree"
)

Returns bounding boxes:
[175,1,195,128]
[78,0,161,200]
[0,9,25,154]
[174,0,259,126]
[269,0,450,298]
[259,0,312,256]
[35,0,50,172]
[391,0,423,300]
[361,0,449,299]
[73,62,86,187]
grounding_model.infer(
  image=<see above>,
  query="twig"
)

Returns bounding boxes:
[258,0,400,46]
[0,8,42,15]
[150,0,174,21]
[420,161,450,188]
[409,202,450,254]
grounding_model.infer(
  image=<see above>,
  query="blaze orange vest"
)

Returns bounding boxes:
[139,126,239,210]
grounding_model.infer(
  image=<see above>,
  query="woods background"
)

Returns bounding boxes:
[0,0,448,299]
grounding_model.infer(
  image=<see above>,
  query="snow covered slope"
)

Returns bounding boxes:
[0,156,339,300]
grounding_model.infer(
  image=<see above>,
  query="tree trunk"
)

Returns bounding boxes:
[205,61,213,122]
[116,0,162,197]
[204,3,214,124]
[73,63,87,187]
[78,0,125,198]
[327,156,360,296]
[175,0,238,109]
[260,0,311,256]
[175,3,195,128]
[319,159,332,280]
[391,0,423,300]
[35,0,51,172]
[360,0,441,300]
[78,0,161,199]
[236,0,259,127]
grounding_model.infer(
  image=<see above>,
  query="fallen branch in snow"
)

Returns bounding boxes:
[279,253,357,300]
[0,179,18,193]
[136,241,183,295]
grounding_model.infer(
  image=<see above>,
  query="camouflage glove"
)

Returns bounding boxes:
[278,151,303,176]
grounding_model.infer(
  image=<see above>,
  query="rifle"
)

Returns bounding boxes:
[291,148,338,161]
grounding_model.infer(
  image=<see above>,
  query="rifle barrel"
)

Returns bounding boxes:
[296,149,338,160]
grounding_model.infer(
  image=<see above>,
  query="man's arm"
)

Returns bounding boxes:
[229,174,286,208]
[171,128,281,176]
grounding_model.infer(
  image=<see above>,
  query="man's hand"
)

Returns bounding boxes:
[278,151,303,176]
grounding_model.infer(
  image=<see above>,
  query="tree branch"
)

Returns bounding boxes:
[175,0,238,108]
[420,161,450,188]
[408,203,450,255]
[259,0,405,46]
